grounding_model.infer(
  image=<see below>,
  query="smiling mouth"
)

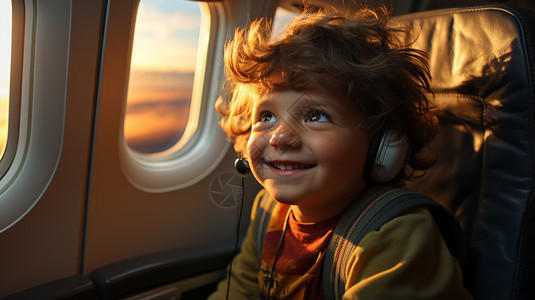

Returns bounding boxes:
[268,162,316,171]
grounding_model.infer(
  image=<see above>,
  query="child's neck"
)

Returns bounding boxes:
[290,196,355,223]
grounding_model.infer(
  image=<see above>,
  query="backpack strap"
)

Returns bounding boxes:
[252,189,277,266]
[322,184,466,300]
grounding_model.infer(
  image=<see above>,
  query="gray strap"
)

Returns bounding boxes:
[253,192,277,266]
[323,185,401,299]
[322,185,465,299]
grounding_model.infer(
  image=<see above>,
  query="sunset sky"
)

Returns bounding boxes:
[124,0,201,153]
[0,0,12,158]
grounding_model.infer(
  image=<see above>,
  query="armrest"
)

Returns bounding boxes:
[89,239,236,299]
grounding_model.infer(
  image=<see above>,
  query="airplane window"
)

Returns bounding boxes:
[125,0,201,154]
[0,0,11,160]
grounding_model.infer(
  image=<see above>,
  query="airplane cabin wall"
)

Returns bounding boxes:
[0,0,105,296]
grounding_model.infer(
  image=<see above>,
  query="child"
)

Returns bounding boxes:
[209,7,471,300]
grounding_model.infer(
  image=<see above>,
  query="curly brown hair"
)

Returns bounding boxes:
[216,7,437,181]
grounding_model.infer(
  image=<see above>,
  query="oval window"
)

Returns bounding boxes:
[125,0,201,154]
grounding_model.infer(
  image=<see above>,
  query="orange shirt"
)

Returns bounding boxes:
[258,203,339,299]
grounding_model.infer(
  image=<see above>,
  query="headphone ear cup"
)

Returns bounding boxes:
[235,157,251,175]
[367,129,409,182]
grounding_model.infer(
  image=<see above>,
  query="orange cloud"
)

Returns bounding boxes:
[127,70,193,103]
[124,102,191,153]
[124,71,193,153]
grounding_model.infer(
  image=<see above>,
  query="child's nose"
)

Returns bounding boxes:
[269,122,302,151]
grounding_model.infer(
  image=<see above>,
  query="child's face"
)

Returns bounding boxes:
[247,84,370,222]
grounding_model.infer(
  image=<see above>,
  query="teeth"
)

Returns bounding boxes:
[271,163,311,170]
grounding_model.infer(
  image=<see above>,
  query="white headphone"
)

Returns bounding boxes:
[365,128,409,182]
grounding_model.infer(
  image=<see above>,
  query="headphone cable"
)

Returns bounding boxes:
[266,208,291,299]
[225,174,246,300]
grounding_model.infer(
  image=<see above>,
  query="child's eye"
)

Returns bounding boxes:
[304,110,331,122]
[259,112,276,123]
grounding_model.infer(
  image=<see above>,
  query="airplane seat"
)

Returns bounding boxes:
[396,4,535,300]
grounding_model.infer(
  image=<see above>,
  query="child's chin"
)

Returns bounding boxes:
[267,189,304,206]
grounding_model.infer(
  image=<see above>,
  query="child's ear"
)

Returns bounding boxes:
[364,128,409,182]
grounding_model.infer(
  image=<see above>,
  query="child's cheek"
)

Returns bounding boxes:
[247,131,268,182]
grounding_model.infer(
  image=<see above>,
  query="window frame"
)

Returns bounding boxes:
[0,0,71,233]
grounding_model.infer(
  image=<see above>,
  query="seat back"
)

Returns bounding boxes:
[396,5,535,300]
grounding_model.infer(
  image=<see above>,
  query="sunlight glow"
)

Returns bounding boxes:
[0,0,12,158]
[125,0,201,154]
